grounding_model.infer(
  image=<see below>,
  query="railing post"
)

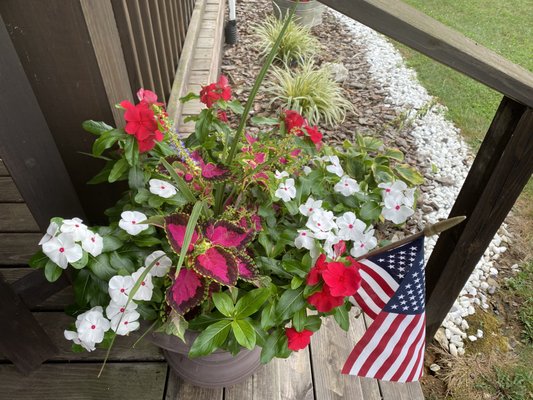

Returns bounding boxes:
[425,97,533,339]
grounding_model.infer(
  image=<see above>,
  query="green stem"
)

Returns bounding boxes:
[213,4,299,215]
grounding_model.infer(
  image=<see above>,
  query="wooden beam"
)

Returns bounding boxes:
[10,269,70,309]
[0,14,86,231]
[319,0,533,108]
[0,233,41,265]
[0,274,58,373]
[425,99,533,339]
[0,203,40,232]
[80,0,134,127]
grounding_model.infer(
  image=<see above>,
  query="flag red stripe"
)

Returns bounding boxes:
[373,314,423,379]
[359,262,397,297]
[353,292,378,320]
[406,336,425,382]
[358,279,386,314]
[389,318,426,381]
[357,314,408,376]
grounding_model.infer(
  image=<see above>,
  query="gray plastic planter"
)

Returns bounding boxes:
[272,0,325,27]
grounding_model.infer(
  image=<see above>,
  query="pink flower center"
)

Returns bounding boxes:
[91,237,95,242]
[75,224,80,228]
[344,183,349,187]
[120,288,125,293]
[120,308,125,313]
[309,208,313,212]
[155,262,160,266]
[301,232,306,236]
[141,281,145,286]
[160,186,165,190]
[284,188,288,191]
[386,188,391,193]
[360,243,365,248]
[348,224,353,229]
[124,321,129,325]
[317,223,321,227]
[395,205,401,211]
[91,325,96,330]
[131,220,136,224]
[59,247,65,253]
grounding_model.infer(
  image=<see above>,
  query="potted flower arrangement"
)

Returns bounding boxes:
[29,20,422,388]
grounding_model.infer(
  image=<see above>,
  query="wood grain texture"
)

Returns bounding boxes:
[225,349,314,400]
[0,233,40,265]
[0,274,58,373]
[310,313,381,399]
[10,268,70,309]
[0,177,23,202]
[165,369,223,400]
[149,0,172,98]
[0,160,9,176]
[319,0,533,107]
[0,363,167,400]
[80,0,134,127]
[0,203,39,232]
[0,312,163,362]
[426,102,533,338]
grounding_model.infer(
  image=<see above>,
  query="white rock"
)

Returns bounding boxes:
[430,364,441,372]
[477,329,484,338]
[449,343,458,357]
[468,335,478,342]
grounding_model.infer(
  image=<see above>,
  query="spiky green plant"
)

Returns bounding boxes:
[253,15,320,65]
[266,60,354,126]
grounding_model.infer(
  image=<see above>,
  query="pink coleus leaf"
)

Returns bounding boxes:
[235,253,258,281]
[164,213,200,254]
[194,246,238,286]
[167,268,207,315]
[204,220,252,248]
[201,163,230,181]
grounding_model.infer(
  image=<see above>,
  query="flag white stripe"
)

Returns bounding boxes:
[398,325,426,382]
[366,314,416,376]
[349,313,397,375]
[356,286,384,316]
[411,339,425,381]
[360,259,400,290]
[381,316,425,381]
[359,269,393,304]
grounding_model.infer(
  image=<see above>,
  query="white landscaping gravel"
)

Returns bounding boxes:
[333,10,511,355]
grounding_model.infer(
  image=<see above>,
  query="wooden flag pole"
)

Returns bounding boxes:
[354,216,466,261]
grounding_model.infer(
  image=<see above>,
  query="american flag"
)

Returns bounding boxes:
[342,236,426,382]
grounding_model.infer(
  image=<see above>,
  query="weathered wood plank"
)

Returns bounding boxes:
[0,233,41,265]
[204,11,219,20]
[225,348,314,400]
[319,0,533,108]
[1,268,73,310]
[310,313,381,399]
[189,70,211,85]
[0,363,167,400]
[197,37,215,48]
[426,101,533,339]
[0,312,163,362]
[165,369,223,400]
[0,159,8,176]
[0,176,23,202]
[9,268,70,310]
[0,203,39,232]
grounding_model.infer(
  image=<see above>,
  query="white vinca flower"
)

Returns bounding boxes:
[294,229,316,251]
[81,231,103,257]
[110,309,141,336]
[108,275,135,305]
[306,209,337,239]
[334,175,360,196]
[323,155,344,177]
[39,221,60,245]
[336,212,366,241]
[42,232,83,269]
[119,211,149,236]
[60,217,89,242]
[378,181,408,199]
[106,299,138,320]
[350,229,378,257]
[382,193,415,224]
[274,178,296,202]
[149,179,177,199]
[131,267,154,301]
[303,166,312,176]
[75,306,110,345]
[323,233,342,260]
[64,329,96,352]
[274,170,289,179]
[298,197,323,217]
[144,250,173,277]
[402,188,416,207]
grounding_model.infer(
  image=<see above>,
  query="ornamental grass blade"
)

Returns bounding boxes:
[176,201,204,275]
[160,157,197,204]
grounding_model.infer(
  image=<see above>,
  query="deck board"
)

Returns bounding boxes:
[165,370,223,400]
[0,176,24,202]
[0,233,40,264]
[0,203,40,232]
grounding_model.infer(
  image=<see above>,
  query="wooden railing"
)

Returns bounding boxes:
[319,0,533,339]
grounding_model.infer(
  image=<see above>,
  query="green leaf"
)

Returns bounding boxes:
[235,288,271,318]
[156,312,188,342]
[282,259,308,278]
[359,201,382,222]
[395,164,424,185]
[304,315,322,332]
[179,92,200,103]
[231,319,256,350]
[108,158,129,183]
[292,309,307,332]
[275,287,306,322]
[88,253,115,280]
[175,201,204,275]
[82,120,113,135]
[124,136,139,166]
[226,100,244,115]
[189,320,232,358]
[260,328,290,363]
[92,129,125,156]
[102,236,124,252]
[29,250,48,269]
[291,276,304,289]
[70,251,89,269]
[334,305,350,331]
[87,161,114,184]
[188,312,226,331]
[109,251,135,274]
[371,164,395,183]
[134,188,151,204]
[260,302,276,331]
[160,157,196,204]
[250,116,279,125]
[212,292,235,317]
[383,148,404,161]
[128,166,144,189]
[132,236,161,247]
[44,260,63,282]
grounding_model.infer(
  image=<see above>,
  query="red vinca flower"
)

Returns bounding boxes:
[285,327,313,351]
[120,100,163,152]
[322,261,361,297]
[304,125,323,145]
[284,110,305,136]
[307,284,344,313]
[200,75,232,108]
[306,254,328,286]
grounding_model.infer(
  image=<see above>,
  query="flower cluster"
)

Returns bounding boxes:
[200,75,232,108]
[379,181,415,224]
[284,110,323,147]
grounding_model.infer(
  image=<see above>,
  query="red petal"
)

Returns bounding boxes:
[167,268,208,315]
[204,220,252,248]
[307,285,344,312]
[286,327,313,351]
[201,163,230,181]
[194,246,238,286]
[235,253,258,281]
[165,213,201,254]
